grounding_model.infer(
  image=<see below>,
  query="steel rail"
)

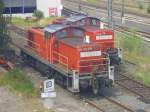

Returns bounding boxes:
[115,73,150,103]
[83,95,136,112]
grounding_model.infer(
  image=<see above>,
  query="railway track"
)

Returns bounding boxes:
[115,25,150,39]
[115,70,150,104]
[82,95,136,112]
[63,0,150,19]
[62,7,85,16]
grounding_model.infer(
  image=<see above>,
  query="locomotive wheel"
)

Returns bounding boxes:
[92,79,99,95]
[47,69,54,79]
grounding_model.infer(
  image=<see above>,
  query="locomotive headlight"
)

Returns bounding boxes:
[118,48,123,59]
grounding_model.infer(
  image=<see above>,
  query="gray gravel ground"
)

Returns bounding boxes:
[25,67,99,112]
[25,67,150,112]
[100,86,150,112]
[0,67,46,112]
[0,87,34,112]
[1,64,150,112]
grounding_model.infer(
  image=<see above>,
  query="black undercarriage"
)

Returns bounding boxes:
[21,49,113,94]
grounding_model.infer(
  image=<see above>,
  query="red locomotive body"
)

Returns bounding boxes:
[21,16,118,94]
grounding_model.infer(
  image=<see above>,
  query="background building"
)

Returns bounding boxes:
[2,0,36,14]
[36,0,62,17]
[2,0,62,17]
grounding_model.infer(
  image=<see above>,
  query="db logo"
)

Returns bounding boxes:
[44,79,55,92]
[46,81,52,88]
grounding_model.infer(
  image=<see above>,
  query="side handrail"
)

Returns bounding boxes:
[52,51,69,73]
[25,39,41,53]
[77,57,109,74]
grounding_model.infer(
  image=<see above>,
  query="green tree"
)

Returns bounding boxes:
[0,0,11,48]
[33,10,44,20]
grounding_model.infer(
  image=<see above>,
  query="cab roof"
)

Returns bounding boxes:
[44,24,67,33]
[66,15,86,23]
[43,24,85,34]
[43,15,102,33]
[60,15,101,25]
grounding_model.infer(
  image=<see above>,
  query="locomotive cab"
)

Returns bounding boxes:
[83,26,122,65]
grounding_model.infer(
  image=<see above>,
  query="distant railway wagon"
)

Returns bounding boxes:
[21,16,122,94]
[53,15,122,65]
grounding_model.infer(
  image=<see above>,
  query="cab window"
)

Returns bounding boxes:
[44,31,51,38]
[55,29,67,39]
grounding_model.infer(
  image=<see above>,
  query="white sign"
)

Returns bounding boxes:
[109,66,114,83]
[44,79,55,93]
[41,92,56,98]
[80,51,101,57]
[96,35,113,40]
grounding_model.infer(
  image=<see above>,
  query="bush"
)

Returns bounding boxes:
[137,1,143,10]
[139,3,143,9]
[33,10,44,20]
[147,4,150,13]
[0,68,39,98]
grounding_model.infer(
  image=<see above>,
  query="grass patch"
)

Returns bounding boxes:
[115,29,150,86]
[11,16,64,27]
[38,16,64,26]
[11,17,32,27]
[122,29,144,56]
[134,69,150,86]
[87,0,97,4]
[0,68,39,98]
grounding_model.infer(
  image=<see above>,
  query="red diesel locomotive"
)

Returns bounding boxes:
[21,16,121,94]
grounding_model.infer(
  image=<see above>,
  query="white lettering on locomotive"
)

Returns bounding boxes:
[79,47,93,51]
